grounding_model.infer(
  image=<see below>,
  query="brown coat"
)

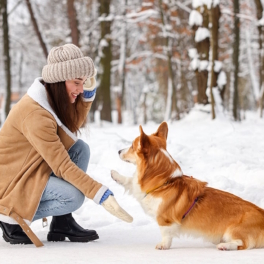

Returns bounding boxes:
[0,78,107,247]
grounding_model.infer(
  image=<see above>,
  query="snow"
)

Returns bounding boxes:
[217,71,227,89]
[199,60,208,71]
[189,10,203,27]
[214,60,222,73]
[192,0,219,9]
[1,111,264,262]
[195,27,210,42]
[188,48,198,59]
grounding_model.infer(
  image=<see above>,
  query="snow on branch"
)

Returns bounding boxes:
[98,14,115,21]
[189,10,203,27]
[126,9,159,22]
[192,0,219,9]
[195,27,210,42]
[217,71,227,89]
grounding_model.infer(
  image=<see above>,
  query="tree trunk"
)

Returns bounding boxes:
[0,0,11,118]
[158,0,179,120]
[193,5,210,105]
[67,0,80,46]
[254,0,264,116]
[233,0,240,121]
[96,0,112,122]
[25,0,48,58]
[208,7,216,119]
[117,0,127,124]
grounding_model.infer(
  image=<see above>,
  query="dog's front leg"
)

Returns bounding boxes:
[111,170,133,193]
[156,225,178,250]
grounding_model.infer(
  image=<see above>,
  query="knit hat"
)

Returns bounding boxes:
[42,44,95,83]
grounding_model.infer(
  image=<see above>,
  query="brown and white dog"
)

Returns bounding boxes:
[111,122,264,250]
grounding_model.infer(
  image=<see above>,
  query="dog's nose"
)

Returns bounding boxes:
[118,150,122,155]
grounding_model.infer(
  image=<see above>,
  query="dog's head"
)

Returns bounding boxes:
[118,122,183,192]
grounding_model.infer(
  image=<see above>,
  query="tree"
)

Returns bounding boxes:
[116,0,127,124]
[189,3,210,105]
[232,0,240,120]
[254,0,264,117]
[208,2,221,119]
[158,0,179,121]
[0,0,11,118]
[25,0,48,58]
[67,0,80,47]
[96,0,112,122]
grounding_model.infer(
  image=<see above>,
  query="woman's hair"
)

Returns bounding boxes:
[43,81,86,133]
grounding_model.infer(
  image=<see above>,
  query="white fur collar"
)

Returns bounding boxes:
[27,78,77,141]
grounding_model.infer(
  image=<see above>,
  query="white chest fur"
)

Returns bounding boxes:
[132,172,162,218]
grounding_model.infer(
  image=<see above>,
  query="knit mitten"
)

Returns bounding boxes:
[102,195,133,223]
[83,69,97,91]
[83,69,97,100]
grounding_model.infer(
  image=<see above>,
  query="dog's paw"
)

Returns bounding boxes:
[155,243,170,250]
[217,243,231,251]
[111,170,122,183]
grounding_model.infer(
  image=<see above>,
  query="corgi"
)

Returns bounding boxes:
[111,122,264,250]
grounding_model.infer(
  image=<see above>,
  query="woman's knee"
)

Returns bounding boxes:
[70,187,85,212]
[69,139,90,172]
[80,140,90,159]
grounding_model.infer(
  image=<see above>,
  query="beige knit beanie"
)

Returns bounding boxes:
[42,43,95,83]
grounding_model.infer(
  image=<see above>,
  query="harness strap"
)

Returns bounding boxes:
[145,181,169,197]
[10,212,44,247]
[182,197,198,220]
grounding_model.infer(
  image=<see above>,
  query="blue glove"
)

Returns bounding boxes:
[83,88,97,99]
[99,189,114,205]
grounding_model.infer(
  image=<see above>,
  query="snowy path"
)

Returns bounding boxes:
[1,223,263,264]
[1,110,264,263]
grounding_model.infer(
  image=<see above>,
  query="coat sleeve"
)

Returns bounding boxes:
[21,109,108,204]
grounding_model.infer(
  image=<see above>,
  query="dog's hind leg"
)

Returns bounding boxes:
[111,170,133,192]
[217,230,247,251]
[217,240,243,251]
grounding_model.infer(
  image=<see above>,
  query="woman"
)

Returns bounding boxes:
[0,44,132,247]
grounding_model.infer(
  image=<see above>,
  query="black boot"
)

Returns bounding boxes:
[47,213,99,242]
[0,221,32,245]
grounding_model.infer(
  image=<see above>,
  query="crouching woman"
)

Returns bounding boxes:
[0,44,132,247]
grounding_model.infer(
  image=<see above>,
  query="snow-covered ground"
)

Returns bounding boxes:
[1,109,264,263]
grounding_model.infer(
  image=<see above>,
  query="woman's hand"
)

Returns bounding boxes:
[101,195,133,223]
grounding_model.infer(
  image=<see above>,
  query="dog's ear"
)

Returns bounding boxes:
[154,122,168,140]
[139,125,150,154]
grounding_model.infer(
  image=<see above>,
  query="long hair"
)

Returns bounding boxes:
[43,81,85,133]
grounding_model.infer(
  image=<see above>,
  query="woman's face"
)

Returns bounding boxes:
[65,77,87,103]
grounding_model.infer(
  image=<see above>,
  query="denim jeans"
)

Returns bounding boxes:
[32,139,89,221]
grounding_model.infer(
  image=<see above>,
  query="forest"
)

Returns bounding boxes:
[0,0,264,125]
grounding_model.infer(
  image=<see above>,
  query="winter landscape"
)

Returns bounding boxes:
[1,0,264,263]
[1,109,263,263]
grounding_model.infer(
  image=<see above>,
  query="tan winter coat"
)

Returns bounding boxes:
[0,78,107,247]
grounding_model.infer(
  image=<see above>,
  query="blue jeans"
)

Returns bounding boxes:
[32,140,89,221]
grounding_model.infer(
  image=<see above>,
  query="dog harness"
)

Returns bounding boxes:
[145,180,199,220]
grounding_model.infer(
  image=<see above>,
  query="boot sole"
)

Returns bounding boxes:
[47,232,99,243]
[0,222,32,245]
